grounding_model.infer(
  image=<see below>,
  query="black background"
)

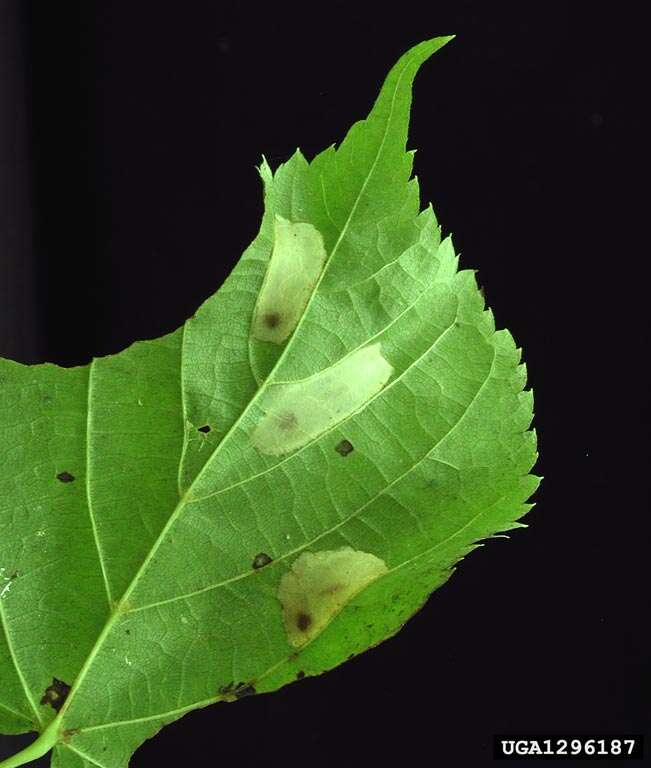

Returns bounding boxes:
[0,2,647,767]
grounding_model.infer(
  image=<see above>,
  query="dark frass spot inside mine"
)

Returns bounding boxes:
[252,552,273,570]
[56,471,75,483]
[276,411,298,431]
[263,311,281,329]
[296,670,306,680]
[40,678,71,711]
[296,612,312,632]
[197,425,211,434]
[335,439,354,457]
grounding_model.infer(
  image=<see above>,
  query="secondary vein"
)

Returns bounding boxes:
[85,361,113,608]
[0,593,42,727]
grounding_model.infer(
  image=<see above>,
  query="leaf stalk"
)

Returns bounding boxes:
[0,718,60,768]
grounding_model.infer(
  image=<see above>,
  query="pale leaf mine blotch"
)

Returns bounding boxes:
[277,547,389,648]
[251,215,328,345]
[251,343,393,456]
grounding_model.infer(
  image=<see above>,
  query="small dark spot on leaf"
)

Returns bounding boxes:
[234,683,256,699]
[335,439,354,457]
[42,394,52,402]
[56,471,75,483]
[263,311,281,329]
[125,629,131,635]
[218,682,235,696]
[9,571,18,581]
[347,653,356,660]
[296,670,305,680]
[40,678,71,711]
[454,321,461,328]
[296,612,312,631]
[289,651,299,661]
[252,552,273,570]
[197,425,211,434]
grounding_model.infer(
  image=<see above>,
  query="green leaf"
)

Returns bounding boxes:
[0,37,538,768]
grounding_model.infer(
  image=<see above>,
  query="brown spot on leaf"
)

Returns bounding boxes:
[219,681,256,701]
[296,670,306,680]
[335,439,354,457]
[233,683,256,699]
[40,678,71,711]
[56,472,75,483]
[252,552,273,570]
[296,612,312,632]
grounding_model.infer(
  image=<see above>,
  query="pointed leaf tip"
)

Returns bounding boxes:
[360,35,457,154]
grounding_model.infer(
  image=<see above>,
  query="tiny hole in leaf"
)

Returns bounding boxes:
[197,425,211,434]
[335,439,354,457]
[252,553,273,570]
[40,678,71,711]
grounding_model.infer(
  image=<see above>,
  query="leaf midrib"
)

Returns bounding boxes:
[53,52,412,730]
